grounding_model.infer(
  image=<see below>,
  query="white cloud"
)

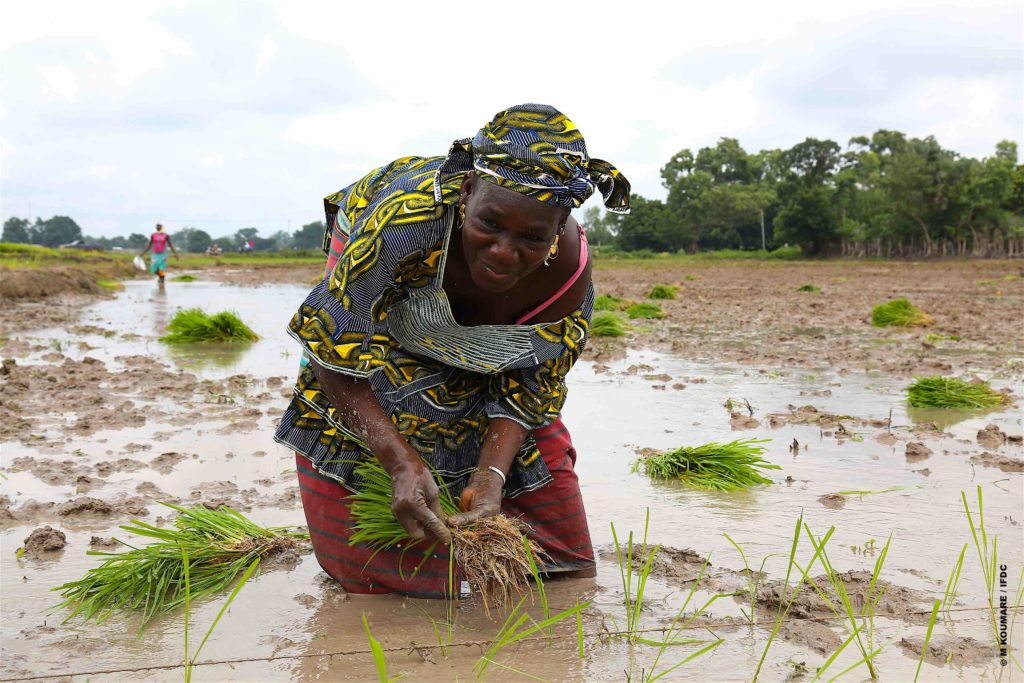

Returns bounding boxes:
[1,0,1020,237]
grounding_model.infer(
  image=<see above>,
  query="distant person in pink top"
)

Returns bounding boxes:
[139,223,179,285]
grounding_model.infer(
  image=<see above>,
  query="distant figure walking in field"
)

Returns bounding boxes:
[139,223,178,285]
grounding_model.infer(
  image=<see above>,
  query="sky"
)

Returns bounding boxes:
[1,0,1021,239]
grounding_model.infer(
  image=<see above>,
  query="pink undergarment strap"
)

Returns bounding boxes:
[514,227,589,325]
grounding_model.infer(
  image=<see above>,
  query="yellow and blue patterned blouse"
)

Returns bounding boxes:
[274,155,593,498]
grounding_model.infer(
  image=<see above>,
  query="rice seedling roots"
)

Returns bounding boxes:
[452,516,547,614]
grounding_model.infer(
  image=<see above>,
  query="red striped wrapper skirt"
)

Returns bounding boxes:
[295,419,595,598]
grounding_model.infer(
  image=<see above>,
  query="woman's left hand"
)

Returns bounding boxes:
[448,468,503,526]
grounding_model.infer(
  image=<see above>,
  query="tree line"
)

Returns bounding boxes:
[584,131,1023,257]
[1,216,327,253]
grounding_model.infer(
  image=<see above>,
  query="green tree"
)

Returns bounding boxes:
[612,195,684,252]
[292,221,325,250]
[236,227,259,244]
[2,217,31,243]
[173,227,213,253]
[580,206,616,247]
[772,138,842,255]
[32,216,83,247]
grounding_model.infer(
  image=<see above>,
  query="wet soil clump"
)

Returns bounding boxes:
[756,570,930,621]
[23,526,67,556]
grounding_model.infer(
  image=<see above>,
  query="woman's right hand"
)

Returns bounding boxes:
[389,458,452,546]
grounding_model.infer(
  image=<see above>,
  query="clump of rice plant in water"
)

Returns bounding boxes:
[348,458,544,614]
[591,312,628,337]
[626,302,666,319]
[172,274,198,282]
[160,307,259,344]
[906,376,1006,409]
[796,284,820,293]
[870,298,933,327]
[648,284,677,299]
[595,293,627,311]
[631,438,779,491]
[53,503,306,630]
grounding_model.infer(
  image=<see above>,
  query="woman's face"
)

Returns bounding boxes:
[459,175,566,293]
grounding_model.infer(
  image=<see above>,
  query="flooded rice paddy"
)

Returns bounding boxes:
[2,274,1022,682]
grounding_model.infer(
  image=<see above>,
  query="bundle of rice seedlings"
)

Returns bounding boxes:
[648,284,677,299]
[797,284,821,293]
[626,302,666,319]
[53,503,306,630]
[172,274,198,282]
[631,438,779,491]
[906,376,1006,409]
[590,312,627,337]
[595,294,627,311]
[160,307,259,344]
[348,458,544,614]
[870,298,933,327]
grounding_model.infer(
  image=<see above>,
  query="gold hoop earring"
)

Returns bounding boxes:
[543,234,560,266]
[458,203,466,228]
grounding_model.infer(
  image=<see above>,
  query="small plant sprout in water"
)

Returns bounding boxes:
[632,438,779,491]
[362,613,403,683]
[906,375,1006,409]
[182,546,260,683]
[723,533,778,626]
[160,308,259,344]
[870,298,933,327]
[647,284,678,299]
[612,510,725,682]
[626,302,666,319]
[797,284,821,293]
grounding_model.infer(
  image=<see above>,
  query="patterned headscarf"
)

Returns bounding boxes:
[434,104,631,214]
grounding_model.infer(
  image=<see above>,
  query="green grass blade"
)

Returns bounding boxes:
[914,599,941,682]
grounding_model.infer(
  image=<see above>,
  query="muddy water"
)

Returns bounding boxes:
[2,280,1022,682]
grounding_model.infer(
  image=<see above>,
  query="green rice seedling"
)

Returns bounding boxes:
[941,544,967,612]
[723,533,779,626]
[906,376,1005,409]
[870,298,933,327]
[595,293,627,311]
[753,512,833,682]
[797,284,821,293]
[631,438,779,491]
[800,528,892,680]
[626,302,666,319]
[182,547,260,683]
[97,279,124,291]
[684,274,698,281]
[53,503,305,631]
[172,274,198,282]
[347,457,543,614]
[611,509,660,641]
[924,332,960,342]
[160,308,259,344]
[913,599,941,682]
[473,597,589,680]
[962,486,1002,650]
[591,312,628,337]
[647,284,677,299]
[632,553,728,682]
[362,613,403,682]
